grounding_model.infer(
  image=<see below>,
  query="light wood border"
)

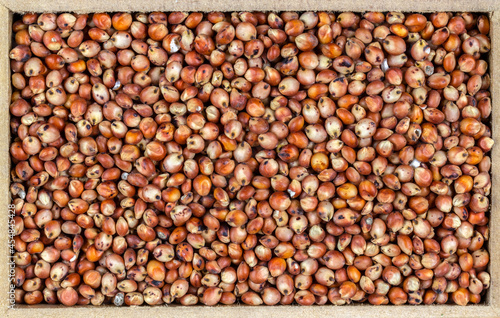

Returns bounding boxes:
[0,2,498,317]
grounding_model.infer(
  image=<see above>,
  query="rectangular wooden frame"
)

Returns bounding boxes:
[0,1,499,317]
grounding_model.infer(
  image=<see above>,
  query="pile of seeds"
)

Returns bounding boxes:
[9,11,492,306]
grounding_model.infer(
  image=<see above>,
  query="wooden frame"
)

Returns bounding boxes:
[0,1,498,317]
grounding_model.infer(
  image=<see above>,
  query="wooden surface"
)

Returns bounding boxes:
[0,0,499,13]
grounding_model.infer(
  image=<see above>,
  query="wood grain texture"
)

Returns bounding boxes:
[487,10,500,313]
[3,303,500,318]
[0,0,498,13]
[0,5,12,318]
